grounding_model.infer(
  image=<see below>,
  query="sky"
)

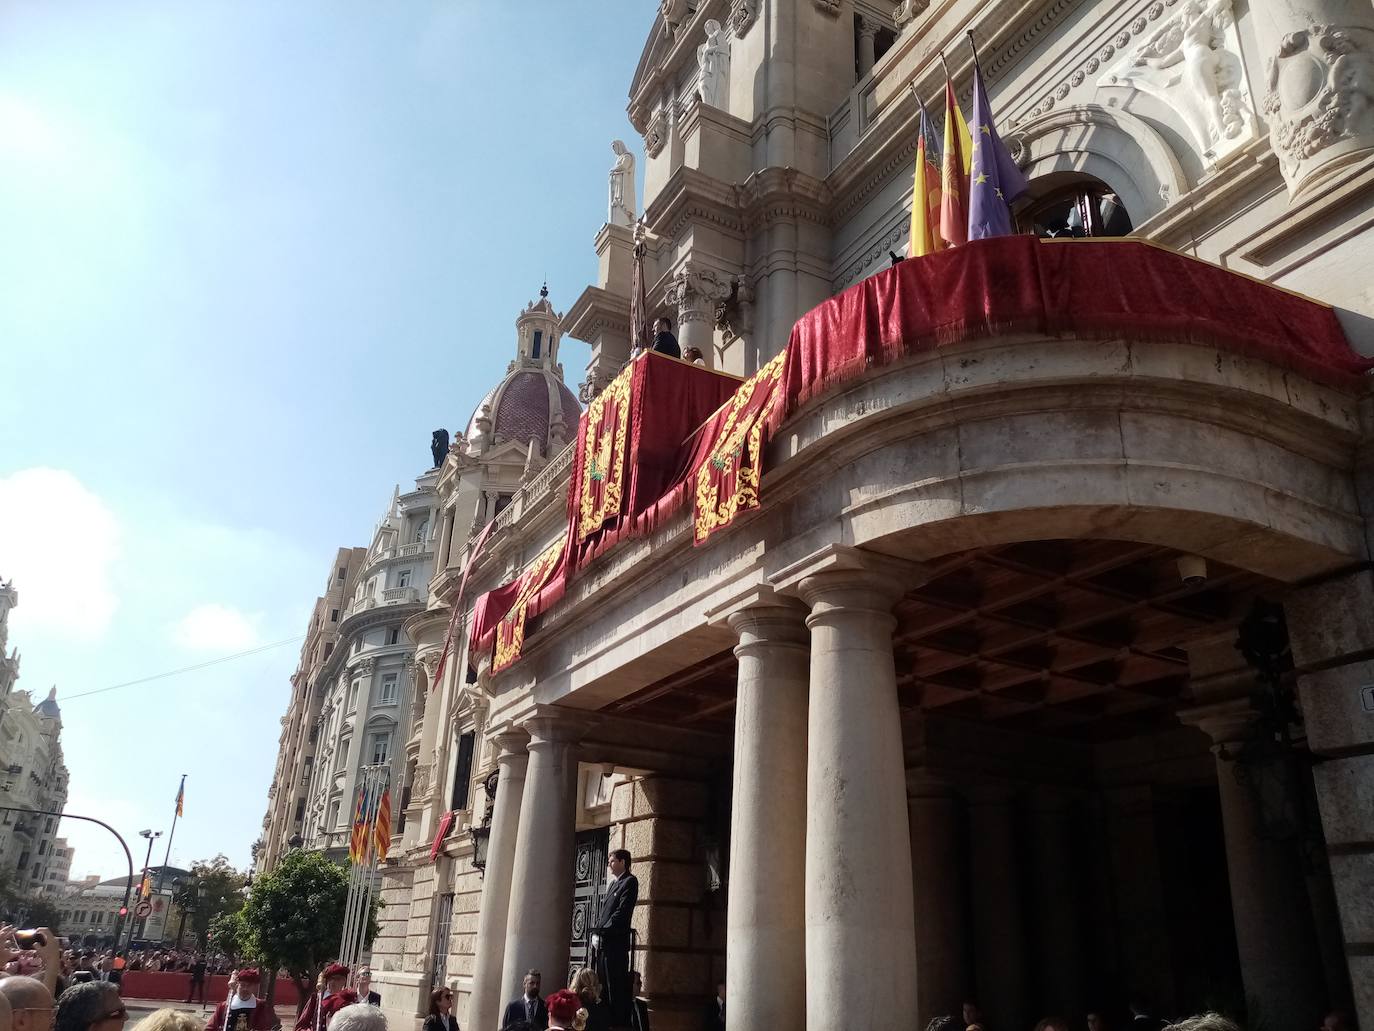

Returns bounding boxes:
[0,1,649,882]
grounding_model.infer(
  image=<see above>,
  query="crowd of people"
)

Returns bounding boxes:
[1,916,1359,1031]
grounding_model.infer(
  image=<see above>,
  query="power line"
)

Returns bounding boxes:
[61,636,305,702]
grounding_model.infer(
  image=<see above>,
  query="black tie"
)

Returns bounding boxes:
[527,998,534,1023]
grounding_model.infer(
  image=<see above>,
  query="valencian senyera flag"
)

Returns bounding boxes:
[908,94,944,257]
[939,69,973,249]
[967,53,1029,239]
[175,779,184,818]
[374,788,393,862]
[348,785,369,863]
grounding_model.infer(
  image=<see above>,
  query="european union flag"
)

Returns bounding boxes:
[967,59,1029,240]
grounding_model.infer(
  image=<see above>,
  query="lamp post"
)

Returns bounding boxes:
[128,829,162,948]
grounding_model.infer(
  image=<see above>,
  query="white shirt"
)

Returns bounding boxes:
[231,997,258,1011]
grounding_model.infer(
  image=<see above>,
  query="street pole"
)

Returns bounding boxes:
[0,806,134,948]
[130,830,162,947]
[157,775,186,895]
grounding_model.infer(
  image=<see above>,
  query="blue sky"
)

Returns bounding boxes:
[0,1,648,881]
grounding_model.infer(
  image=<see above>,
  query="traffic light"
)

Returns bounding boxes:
[118,906,128,918]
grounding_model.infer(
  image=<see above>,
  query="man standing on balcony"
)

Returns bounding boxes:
[594,849,638,1024]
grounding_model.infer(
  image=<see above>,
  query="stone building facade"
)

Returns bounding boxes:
[258,473,441,872]
[0,579,71,897]
[363,3,1374,1031]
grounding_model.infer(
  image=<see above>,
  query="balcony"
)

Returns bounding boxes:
[397,540,433,559]
[382,586,418,604]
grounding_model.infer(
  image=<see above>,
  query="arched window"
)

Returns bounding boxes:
[1018,176,1133,239]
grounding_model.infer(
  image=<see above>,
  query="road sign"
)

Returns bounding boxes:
[134,900,152,918]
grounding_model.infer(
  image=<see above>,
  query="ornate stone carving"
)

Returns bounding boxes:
[713,276,755,341]
[813,0,841,15]
[1099,0,1258,166]
[358,658,376,673]
[665,264,734,330]
[894,0,930,32]
[608,140,637,227]
[697,19,730,108]
[730,0,758,37]
[644,108,668,157]
[412,762,431,798]
[1263,20,1374,191]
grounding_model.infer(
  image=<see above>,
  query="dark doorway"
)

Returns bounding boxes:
[569,827,609,982]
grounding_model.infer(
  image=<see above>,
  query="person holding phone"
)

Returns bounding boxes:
[0,927,61,999]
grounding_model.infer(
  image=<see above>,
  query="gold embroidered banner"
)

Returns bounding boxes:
[492,536,567,673]
[693,350,788,545]
[575,362,633,543]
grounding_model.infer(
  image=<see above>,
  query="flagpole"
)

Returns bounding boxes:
[156,774,186,896]
[966,30,982,71]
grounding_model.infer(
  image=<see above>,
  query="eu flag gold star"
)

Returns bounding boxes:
[994,187,1004,199]
[975,173,989,184]
[981,124,992,135]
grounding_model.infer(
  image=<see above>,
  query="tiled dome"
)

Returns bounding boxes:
[467,368,580,452]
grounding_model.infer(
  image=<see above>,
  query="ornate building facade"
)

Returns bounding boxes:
[361,3,1374,1031]
[0,579,70,897]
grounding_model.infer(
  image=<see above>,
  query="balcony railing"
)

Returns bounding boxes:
[383,586,418,604]
[397,541,433,558]
[488,440,577,539]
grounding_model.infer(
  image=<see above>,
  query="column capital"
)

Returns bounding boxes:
[491,728,531,764]
[1179,697,1258,750]
[769,544,928,613]
[708,585,810,650]
[518,705,593,748]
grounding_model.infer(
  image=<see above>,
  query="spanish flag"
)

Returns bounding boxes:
[908,95,944,257]
[939,69,973,248]
[175,778,185,818]
[374,788,393,863]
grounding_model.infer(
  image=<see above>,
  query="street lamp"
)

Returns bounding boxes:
[128,829,162,948]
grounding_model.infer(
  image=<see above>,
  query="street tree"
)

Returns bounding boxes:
[239,850,379,1010]
[207,909,250,966]
[173,854,249,949]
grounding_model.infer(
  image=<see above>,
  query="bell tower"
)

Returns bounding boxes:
[514,282,562,370]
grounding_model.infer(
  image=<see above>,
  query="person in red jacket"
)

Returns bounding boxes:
[294,964,357,1031]
[206,970,275,1031]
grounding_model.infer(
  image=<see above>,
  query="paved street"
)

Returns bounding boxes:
[123,1000,298,1030]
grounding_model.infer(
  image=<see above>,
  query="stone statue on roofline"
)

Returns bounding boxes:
[697,19,730,108]
[609,140,637,228]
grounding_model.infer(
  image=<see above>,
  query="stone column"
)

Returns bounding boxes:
[1028,787,1086,1017]
[664,262,727,360]
[967,785,1027,1031]
[1251,0,1374,194]
[793,552,917,1031]
[1287,569,1374,1025]
[908,773,971,1027]
[724,598,810,1031]
[857,16,879,78]
[1184,700,1327,1031]
[465,731,530,1031]
[500,713,580,1001]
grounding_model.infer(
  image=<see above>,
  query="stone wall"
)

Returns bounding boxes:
[446,863,483,1018]
[610,774,726,1031]
[372,865,413,974]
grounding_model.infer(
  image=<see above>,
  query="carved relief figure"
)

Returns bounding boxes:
[1122,0,1250,153]
[697,19,730,108]
[608,140,637,228]
[1104,0,1258,163]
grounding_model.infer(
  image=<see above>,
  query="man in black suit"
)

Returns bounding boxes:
[501,970,547,1031]
[595,848,639,1023]
[651,317,680,359]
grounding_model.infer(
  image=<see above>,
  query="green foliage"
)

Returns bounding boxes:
[174,854,249,948]
[207,909,250,965]
[239,851,379,990]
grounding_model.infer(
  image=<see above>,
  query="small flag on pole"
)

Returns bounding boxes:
[966,36,1029,240]
[140,874,151,899]
[907,91,944,258]
[348,786,369,864]
[374,788,393,862]
[175,778,185,818]
[939,59,973,249]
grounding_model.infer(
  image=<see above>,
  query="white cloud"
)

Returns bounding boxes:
[172,603,261,651]
[0,468,121,641]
